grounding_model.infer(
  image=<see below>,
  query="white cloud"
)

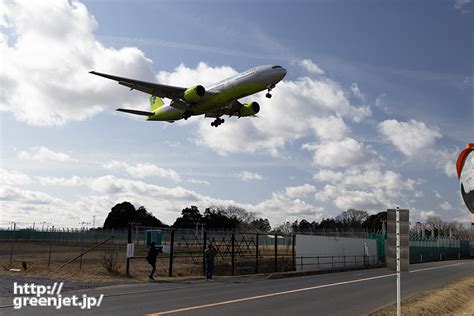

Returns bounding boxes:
[313,170,344,183]
[254,190,323,224]
[313,166,417,211]
[375,93,392,114]
[311,115,348,141]
[157,62,237,87]
[38,176,83,187]
[378,119,442,157]
[440,201,452,211]
[303,137,378,168]
[315,184,388,211]
[0,169,32,186]
[434,190,442,199]
[285,184,317,199]
[435,148,458,178]
[5,173,327,227]
[238,171,263,181]
[296,59,325,75]
[103,160,180,181]
[186,178,210,185]
[17,146,76,162]
[0,0,155,126]
[454,0,471,11]
[350,83,363,99]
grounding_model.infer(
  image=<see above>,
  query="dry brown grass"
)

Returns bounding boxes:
[371,275,474,316]
[0,240,293,282]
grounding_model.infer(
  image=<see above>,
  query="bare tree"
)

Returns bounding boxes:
[274,221,293,235]
[225,205,256,224]
[336,209,369,228]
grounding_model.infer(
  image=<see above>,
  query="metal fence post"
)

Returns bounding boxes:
[169,229,175,277]
[9,223,16,265]
[231,231,235,276]
[255,233,259,274]
[48,244,53,268]
[274,233,278,272]
[126,223,131,276]
[79,229,84,271]
[203,231,207,276]
[292,234,296,271]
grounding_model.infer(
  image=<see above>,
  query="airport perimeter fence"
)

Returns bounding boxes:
[127,226,295,277]
[1,225,471,278]
[366,233,472,263]
[0,224,295,277]
[0,225,126,274]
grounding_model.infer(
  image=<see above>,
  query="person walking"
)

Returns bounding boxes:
[147,242,159,280]
[205,244,217,280]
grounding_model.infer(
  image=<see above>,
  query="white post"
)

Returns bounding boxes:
[396,207,401,316]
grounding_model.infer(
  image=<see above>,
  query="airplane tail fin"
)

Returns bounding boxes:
[149,95,164,112]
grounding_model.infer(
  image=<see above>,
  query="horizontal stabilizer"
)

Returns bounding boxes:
[117,108,154,116]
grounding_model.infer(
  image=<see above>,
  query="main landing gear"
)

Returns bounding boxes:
[182,110,193,120]
[266,84,275,98]
[211,117,224,127]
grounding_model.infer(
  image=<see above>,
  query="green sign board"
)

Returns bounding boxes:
[145,230,162,247]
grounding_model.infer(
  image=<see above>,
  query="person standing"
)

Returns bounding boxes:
[205,244,217,280]
[147,242,159,280]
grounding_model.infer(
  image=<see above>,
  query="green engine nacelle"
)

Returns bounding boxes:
[183,85,205,102]
[239,102,260,117]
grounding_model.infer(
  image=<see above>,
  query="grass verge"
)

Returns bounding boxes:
[371,275,474,315]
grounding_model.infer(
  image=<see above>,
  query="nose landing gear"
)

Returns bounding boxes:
[266,84,275,98]
[211,117,225,127]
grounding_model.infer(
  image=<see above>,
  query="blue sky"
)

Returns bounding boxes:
[1,0,472,229]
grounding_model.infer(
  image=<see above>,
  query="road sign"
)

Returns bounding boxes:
[386,208,410,272]
[126,243,134,258]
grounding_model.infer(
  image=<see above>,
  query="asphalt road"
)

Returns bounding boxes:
[1,260,473,316]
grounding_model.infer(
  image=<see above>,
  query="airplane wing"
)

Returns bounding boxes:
[90,71,186,100]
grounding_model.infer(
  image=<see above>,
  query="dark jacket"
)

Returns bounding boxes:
[205,247,217,263]
[147,246,159,264]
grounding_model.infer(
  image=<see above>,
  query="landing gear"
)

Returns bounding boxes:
[211,118,225,127]
[266,84,275,98]
[182,110,192,120]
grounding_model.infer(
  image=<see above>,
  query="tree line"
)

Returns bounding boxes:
[102,201,470,238]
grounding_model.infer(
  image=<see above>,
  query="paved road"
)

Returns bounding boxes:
[1,260,473,315]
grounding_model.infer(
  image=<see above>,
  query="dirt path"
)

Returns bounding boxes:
[371,275,474,315]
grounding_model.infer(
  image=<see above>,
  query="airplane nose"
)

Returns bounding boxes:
[280,68,287,80]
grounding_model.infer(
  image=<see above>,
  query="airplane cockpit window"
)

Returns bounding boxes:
[272,65,282,69]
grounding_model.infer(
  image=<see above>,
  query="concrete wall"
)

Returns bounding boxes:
[295,234,378,271]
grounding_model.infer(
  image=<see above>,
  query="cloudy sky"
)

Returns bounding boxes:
[1,0,472,229]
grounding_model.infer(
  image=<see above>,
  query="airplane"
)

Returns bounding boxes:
[89,65,286,127]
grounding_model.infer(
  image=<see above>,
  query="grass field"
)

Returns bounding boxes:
[371,275,474,315]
